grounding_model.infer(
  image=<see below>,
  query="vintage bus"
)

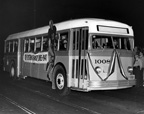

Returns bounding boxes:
[3,18,135,96]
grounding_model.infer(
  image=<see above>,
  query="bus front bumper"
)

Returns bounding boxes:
[87,80,136,91]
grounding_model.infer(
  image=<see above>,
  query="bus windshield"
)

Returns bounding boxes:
[91,35,133,50]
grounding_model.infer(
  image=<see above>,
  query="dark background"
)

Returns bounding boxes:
[0,0,144,67]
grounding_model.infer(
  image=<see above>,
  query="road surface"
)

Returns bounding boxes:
[0,70,144,114]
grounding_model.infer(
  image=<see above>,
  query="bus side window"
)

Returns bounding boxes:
[14,40,18,52]
[6,41,9,53]
[24,39,29,52]
[9,41,13,52]
[30,38,35,52]
[42,36,48,51]
[81,29,88,50]
[76,31,79,50]
[73,31,76,50]
[73,30,79,50]
[36,37,42,52]
[59,32,68,51]
[85,29,88,50]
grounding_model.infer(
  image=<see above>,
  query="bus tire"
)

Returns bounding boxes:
[53,65,70,96]
[10,62,17,80]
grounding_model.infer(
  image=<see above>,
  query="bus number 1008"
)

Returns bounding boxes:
[95,59,110,64]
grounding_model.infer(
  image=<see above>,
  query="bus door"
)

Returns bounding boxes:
[72,28,88,89]
[22,38,31,77]
[17,38,23,77]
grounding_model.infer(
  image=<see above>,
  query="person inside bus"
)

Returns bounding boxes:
[113,39,119,49]
[92,38,101,49]
[46,20,57,79]
[60,39,67,50]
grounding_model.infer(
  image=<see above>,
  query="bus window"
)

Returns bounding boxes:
[92,35,112,49]
[9,41,13,52]
[14,40,18,52]
[24,39,29,52]
[59,32,68,51]
[129,38,134,50]
[91,35,132,50]
[30,38,35,52]
[76,31,79,50]
[121,38,131,50]
[73,31,76,50]
[73,30,80,50]
[85,29,88,50]
[6,41,9,53]
[126,39,131,50]
[36,37,42,52]
[43,36,48,51]
[113,37,132,50]
[113,38,119,49]
[92,36,101,49]
[82,28,88,50]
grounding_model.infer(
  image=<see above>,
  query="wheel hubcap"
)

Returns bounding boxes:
[11,67,14,77]
[56,73,64,90]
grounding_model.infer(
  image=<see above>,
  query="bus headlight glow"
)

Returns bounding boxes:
[127,66,133,74]
[95,66,102,74]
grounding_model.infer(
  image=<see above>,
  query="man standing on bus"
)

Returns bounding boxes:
[46,20,57,80]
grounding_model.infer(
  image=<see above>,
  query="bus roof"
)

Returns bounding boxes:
[6,18,133,40]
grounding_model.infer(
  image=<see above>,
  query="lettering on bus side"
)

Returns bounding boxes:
[23,52,48,64]
[95,59,110,64]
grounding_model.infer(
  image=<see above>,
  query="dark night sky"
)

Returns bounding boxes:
[0,0,144,63]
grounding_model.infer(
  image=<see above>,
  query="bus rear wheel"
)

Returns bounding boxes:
[54,65,70,96]
[10,62,17,80]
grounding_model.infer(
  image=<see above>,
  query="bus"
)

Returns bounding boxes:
[3,18,135,96]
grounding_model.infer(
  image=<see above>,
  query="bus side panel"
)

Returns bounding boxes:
[22,57,31,77]
[31,59,39,78]
[54,51,69,79]
[38,63,48,80]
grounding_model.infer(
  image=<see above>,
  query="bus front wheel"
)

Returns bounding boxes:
[53,65,70,96]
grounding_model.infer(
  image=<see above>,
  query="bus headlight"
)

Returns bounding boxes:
[127,66,133,74]
[95,66,102,74]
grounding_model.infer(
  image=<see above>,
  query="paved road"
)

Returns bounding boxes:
[0,70,144,114]
[0,71,93,114]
